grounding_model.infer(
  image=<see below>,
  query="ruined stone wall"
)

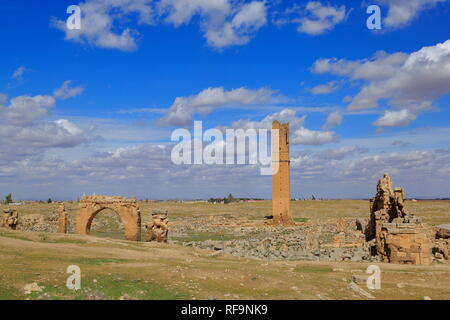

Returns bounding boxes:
[379,223,432,265]
[368,174,432,265]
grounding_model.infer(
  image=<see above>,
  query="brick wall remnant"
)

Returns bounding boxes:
[271,121,294,226]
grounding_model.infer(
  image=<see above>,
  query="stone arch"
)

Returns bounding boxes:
[76,196,141,241]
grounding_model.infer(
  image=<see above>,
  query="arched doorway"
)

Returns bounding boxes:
[76,196,141,241]
[88,208,125,239]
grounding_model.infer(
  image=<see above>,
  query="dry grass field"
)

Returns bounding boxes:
[0,200,449,300]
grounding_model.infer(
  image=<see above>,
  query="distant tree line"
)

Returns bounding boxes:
[208,194,264,204]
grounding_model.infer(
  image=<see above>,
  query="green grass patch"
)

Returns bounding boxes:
[71,258,132,266]
[25,274,190,300]
[0,285,22,300]
[295,265,333,273]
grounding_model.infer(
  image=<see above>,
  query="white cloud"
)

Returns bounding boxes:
[277,2,347,36]
[0,94,7,106]
[373,109,417,127]
[310,80,341,94]
[291,126,337,145]
[52,0,154,51]
[312,51,408,81]
[2,132,450,199]
[231,108,305,131]
[323,111,343,129]
[0,93,90,160]
[12,66,27,80]
[230,108,337,146]
[299,1,346,35]
[312,39,450,127]
[53,80,85,100]
[0,95,56,126]
[158,87,274,126]
[375,0,449,29]
[392,140,411,147]
[158,0,267,48]
[53,0,267,50]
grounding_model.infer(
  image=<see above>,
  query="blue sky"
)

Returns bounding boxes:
[1,0,450,200]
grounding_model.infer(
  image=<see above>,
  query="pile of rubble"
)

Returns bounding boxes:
[170,217,376,262]
[17,213,59,233]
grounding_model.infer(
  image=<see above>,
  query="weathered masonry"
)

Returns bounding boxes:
[271,121,294,225]
[76,195,141,241]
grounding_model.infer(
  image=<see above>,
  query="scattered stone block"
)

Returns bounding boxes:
[1,209,18,230]
[145,210,169,243]
[436,224,450,239]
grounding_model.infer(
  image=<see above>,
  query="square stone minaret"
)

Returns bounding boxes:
[271,121,294,225]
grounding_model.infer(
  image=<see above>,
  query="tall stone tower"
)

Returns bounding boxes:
[271,121,294,225]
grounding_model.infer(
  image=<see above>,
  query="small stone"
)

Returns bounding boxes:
[23,282,43,295]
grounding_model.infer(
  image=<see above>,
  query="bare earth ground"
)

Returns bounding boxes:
[0,200,449,300]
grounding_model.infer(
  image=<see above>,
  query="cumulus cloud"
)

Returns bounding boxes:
[231,108,305,131]
[230,108,338,146]
[52,0,154,51]
[323,111,343,129]
[12,66,27,80]
[52,0,267,50]
[291,126,337,145]
[158,0,267,48]
[0,93,89,160]
[375,0,449,29]
[298,1,347,35]
[312,39,450,127]
[53,80,85,100]
[374,109,417,127]
[0,95,56,126]
[310,81,341,94]
[158,87,275,126]
[276,2,347,36]
[392,140,411,147]
[5,138,449,200]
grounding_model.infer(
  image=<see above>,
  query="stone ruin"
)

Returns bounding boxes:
[58,203,68,233]
[76,195,141,241]
[434,224,450,261]
[331,218,366,249]
[367,174,435,265]
[271,121,294,226]
[1,209,18,230]
[145,210,169,243]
